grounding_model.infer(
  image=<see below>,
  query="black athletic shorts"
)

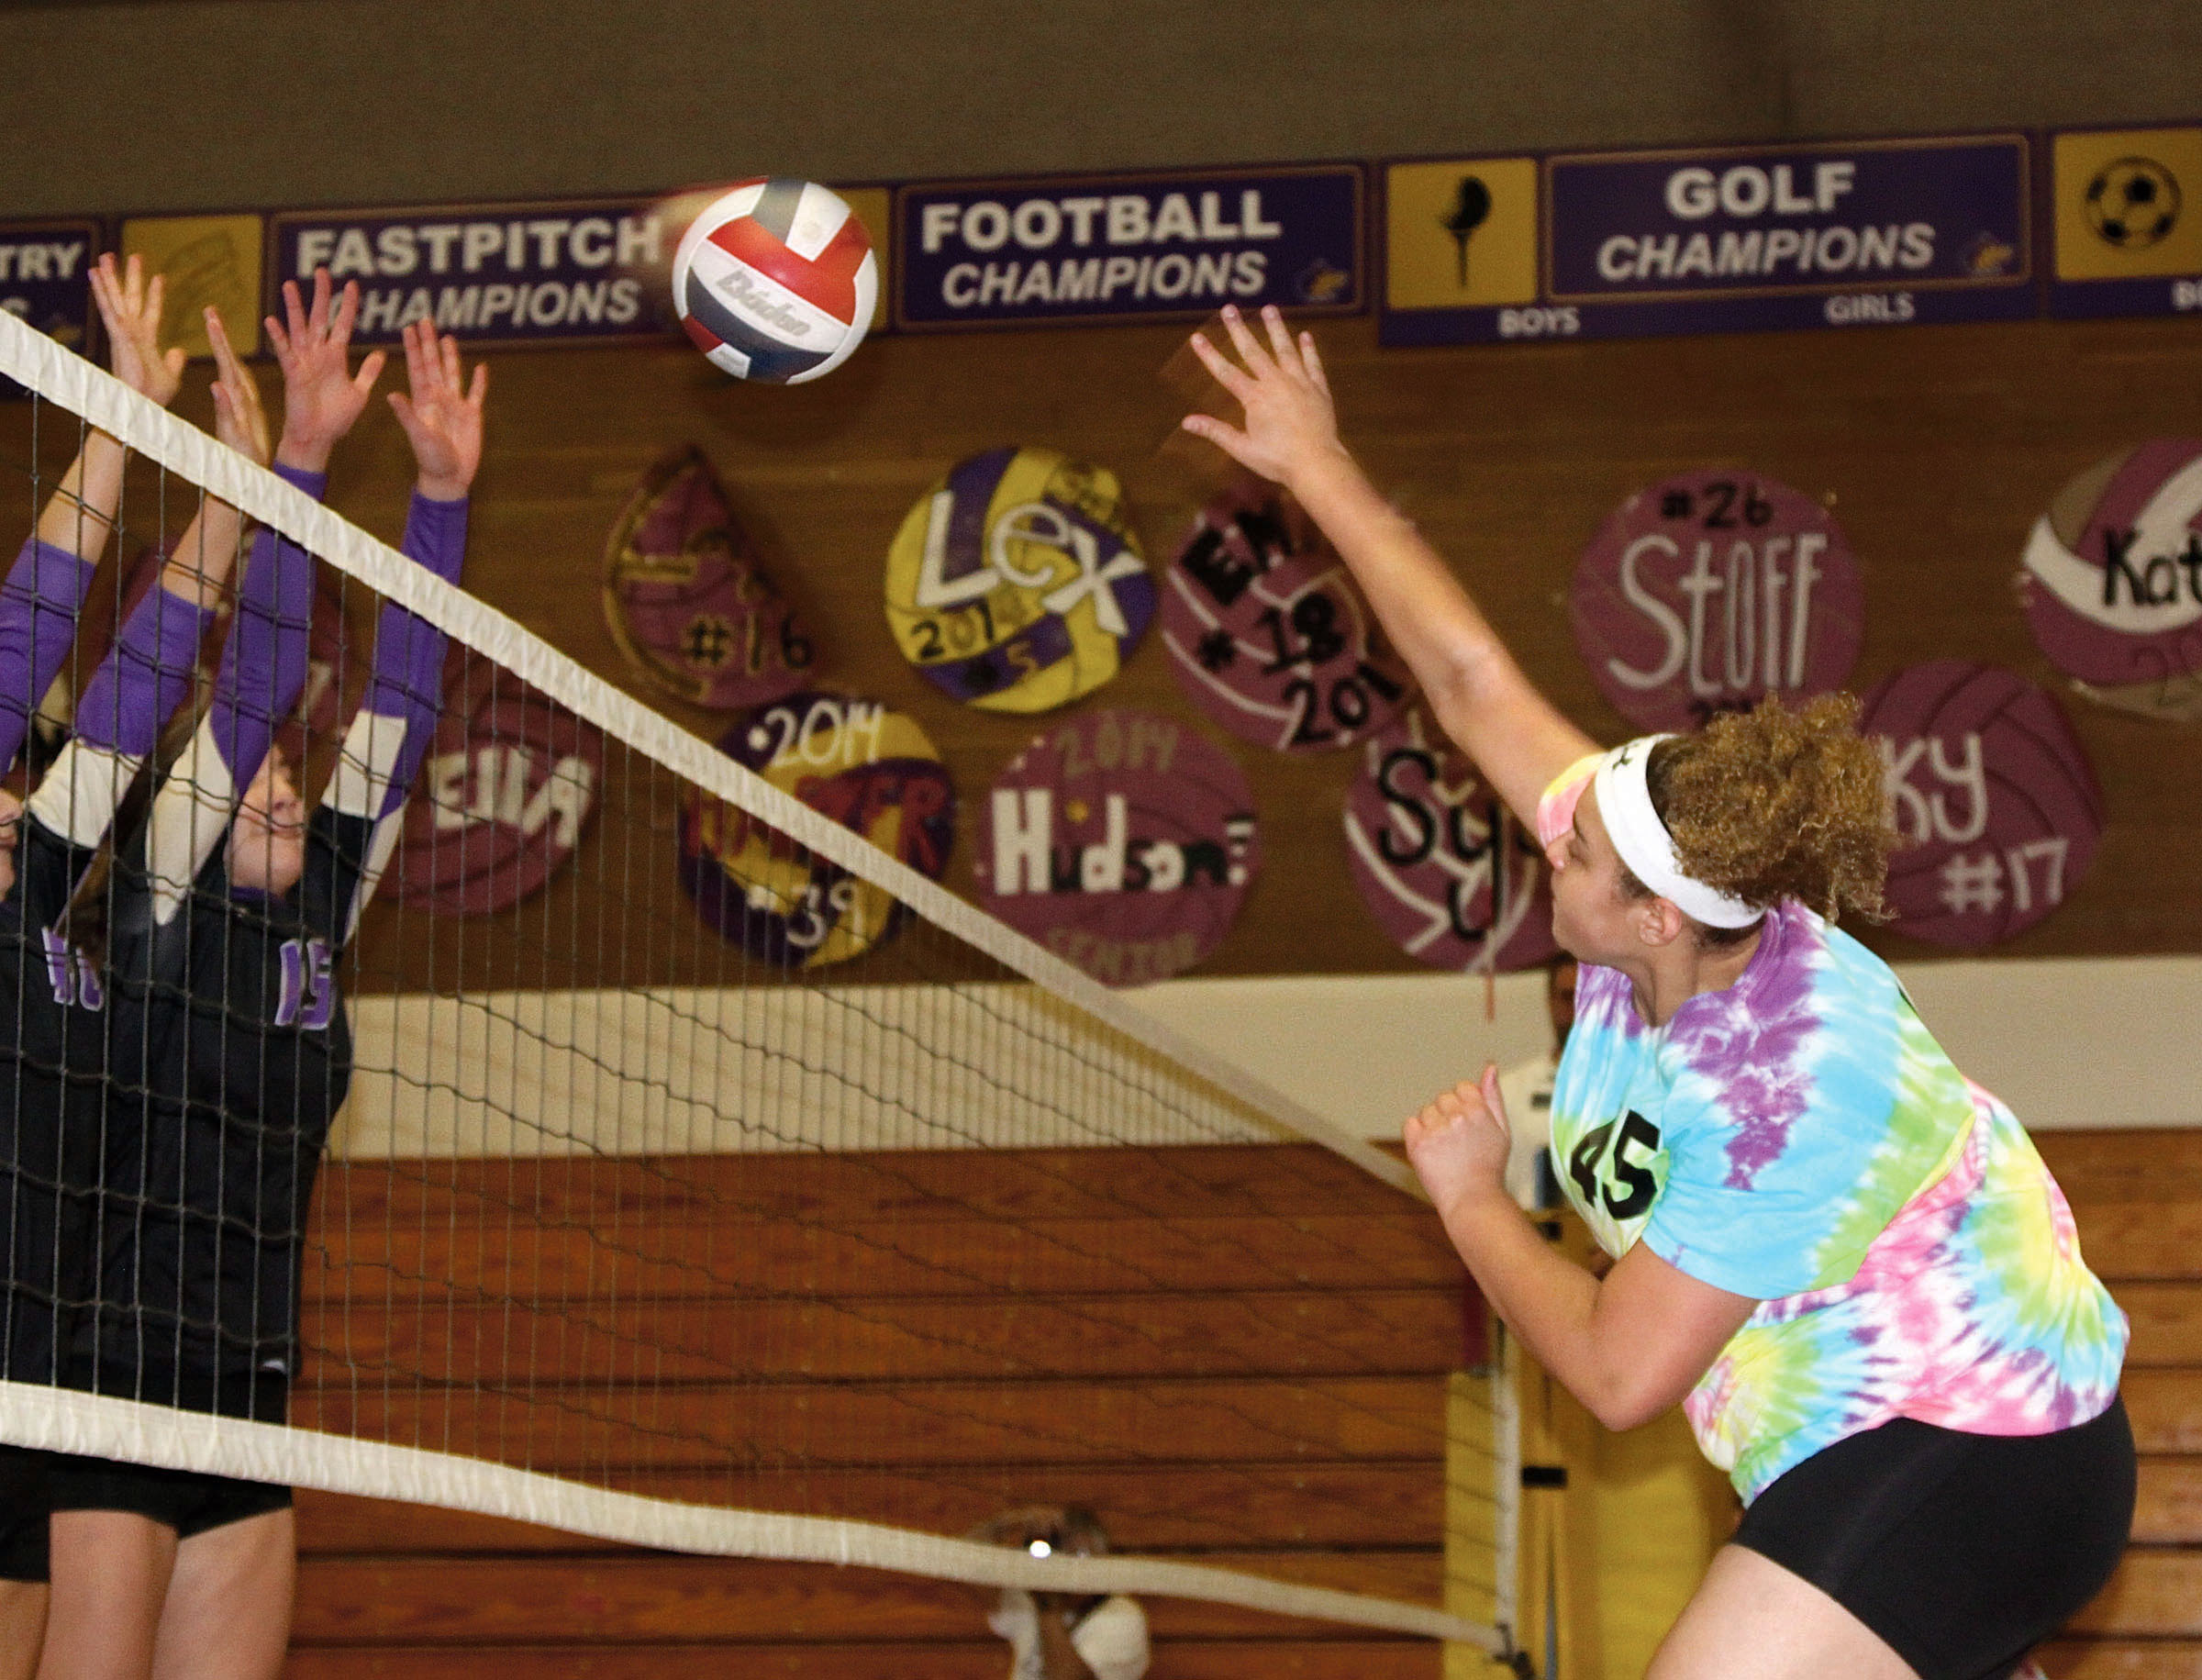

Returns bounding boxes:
[41,1452,292,1542]
[0,1446,48,1582]
[1733,1397,2135,1680]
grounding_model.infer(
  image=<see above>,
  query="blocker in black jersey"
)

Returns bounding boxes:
[0,818,112,1388]
[91,802,379,1413]
[88,483,467,1419]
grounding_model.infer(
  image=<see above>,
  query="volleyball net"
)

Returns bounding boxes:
[0,304,1512,1655]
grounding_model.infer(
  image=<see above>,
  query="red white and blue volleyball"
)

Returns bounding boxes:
[672,178,877,384]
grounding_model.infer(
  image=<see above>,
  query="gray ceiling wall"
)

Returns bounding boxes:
[0,0,2195,217]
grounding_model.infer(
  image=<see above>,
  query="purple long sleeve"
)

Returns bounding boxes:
[206,462,325,785]
[74,584,215,762]
[362,491,468,818]
[0,537,99,777]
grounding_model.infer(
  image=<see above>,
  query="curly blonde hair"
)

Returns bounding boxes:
[1622,694,1894,941]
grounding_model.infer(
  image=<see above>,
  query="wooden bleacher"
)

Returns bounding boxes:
[281,1131,2201,1677]
[286,1144,1461,1677]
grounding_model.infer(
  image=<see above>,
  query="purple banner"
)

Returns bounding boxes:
[0,219,101,381]
[1381,134,2034,348]
[1548,137,2031,327]
[895,165,1362,329]
[267,198,681,348]
[2052,275,2202,320]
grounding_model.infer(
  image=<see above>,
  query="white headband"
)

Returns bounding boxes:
[1592,736,1763,929]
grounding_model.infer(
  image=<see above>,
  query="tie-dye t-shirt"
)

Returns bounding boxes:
[1538,764,2128,1502]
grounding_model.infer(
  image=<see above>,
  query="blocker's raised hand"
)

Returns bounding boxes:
[1179,303,1347,489]
[268,265,385,473]
[205,306,270,467]
[90,251,186,408]
[1403,1065,1514,1215]
[386,318,487,501]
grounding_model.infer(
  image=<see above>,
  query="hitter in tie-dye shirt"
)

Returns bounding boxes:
[1537,760,2128,1504]
[1180,303,2132,1680]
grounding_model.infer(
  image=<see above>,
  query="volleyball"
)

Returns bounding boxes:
[671,178,877,384]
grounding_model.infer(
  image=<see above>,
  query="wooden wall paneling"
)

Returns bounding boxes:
[289,1552,1445,1645]
[2036,1132,2202,1200]
[291,1374,1449,1471]
[301,1287,1463,1383]
[11,316,2202,991]
[2044,1137,2202,1677]
[301,1208,1463,1298]
[2114,1284,2202,1366]
[300,1148,1462,1300]
[2070,1551,2202,1637]
[285,1140,1465,1673]
[283,1130,2202,1674]
[289,310,2202,992]
[2038,1645,2202,1680]
[317,1144,1421,1225]
[2134,1461,2202,1548]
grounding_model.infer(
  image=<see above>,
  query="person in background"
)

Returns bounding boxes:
[971,1506,1151,1680]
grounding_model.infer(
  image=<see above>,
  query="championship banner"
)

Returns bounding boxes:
[2048,126,2202,320]
[894,165,1362,329]
[0,219,101,365]
[267,197,684,348]
[1384,135,2032,346]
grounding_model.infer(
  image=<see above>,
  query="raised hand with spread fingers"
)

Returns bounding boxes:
[1178,303,1591,828]
[266,266,386,475]
[92,250,186,409]
[385,318,487,502]
[36,252,190,560]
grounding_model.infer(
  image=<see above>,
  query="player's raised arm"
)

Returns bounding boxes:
[37,309,274,855]
[1182,304,1596,824]
[151,305,272,614]
[139,269,381,918]
[313,317,484,941]
[31,252,187,563]
[0,255,190,783]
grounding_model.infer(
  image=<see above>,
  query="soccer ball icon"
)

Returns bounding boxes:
[2085,157,2181,250]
